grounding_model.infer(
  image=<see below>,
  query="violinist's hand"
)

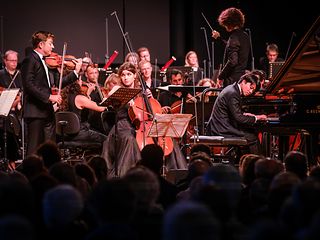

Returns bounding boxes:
[162,106,171,114]
[212,30,220,39]
[49,94,62,104]
[73,58,83,75]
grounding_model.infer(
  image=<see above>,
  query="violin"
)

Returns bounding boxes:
[45,52,89,70]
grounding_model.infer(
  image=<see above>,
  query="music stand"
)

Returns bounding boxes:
[0,89,19,172]
[147,113,192,176]
[99,87,141,109]
[99,87,141,177]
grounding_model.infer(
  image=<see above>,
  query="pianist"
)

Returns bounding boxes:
[206,72,267,154]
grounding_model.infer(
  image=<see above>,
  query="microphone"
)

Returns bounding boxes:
[103,50,119,70]
[160,56,176,72]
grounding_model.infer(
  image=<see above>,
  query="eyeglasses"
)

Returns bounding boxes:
[6,59,18,62]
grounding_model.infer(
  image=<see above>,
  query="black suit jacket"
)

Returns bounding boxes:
[206,83,256,137]
[21,51,77,119]
[218,29,250,87]
[0,68,23,89]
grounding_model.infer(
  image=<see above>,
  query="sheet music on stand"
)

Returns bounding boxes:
[147,113,193,138]
[0,89,19,117]
[99,87,141,109]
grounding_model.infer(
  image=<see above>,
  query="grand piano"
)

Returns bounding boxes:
[247,15,320,165]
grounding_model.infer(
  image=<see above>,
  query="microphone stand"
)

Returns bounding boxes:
[201,27,212,78]
[285,32,296,61]
[211,41,215,79]
[154,58,157,88]
[246,28,255,70]
[105,17,109,63]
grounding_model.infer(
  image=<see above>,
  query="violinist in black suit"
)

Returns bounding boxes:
[206,72,267,154]
[21,30,82,156]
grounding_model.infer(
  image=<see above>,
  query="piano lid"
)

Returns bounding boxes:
[266,16,320,94]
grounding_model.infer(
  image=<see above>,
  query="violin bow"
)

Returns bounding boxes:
[58,42,67,95]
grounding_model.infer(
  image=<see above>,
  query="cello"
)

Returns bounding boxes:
[128,72,173,156]
[110,10,173,156]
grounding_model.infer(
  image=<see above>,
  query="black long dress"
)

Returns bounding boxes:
[101,105,141,177]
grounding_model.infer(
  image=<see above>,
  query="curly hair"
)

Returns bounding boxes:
[60,81,83,111]
[218,7,245,29]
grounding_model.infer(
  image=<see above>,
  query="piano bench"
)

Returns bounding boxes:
[190,135,248,164]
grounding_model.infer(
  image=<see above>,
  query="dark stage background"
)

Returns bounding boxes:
[1,0,318,71]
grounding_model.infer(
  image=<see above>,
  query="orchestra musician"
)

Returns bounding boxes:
[138,59,161,98]
[0,50,23,165]
[137,46,161,80]
[102,73,121,135]
[0,50,23,111]
[196,78,218,102]
[211,7,250,88]
[101,62,141,177]
[158,69,185,114]
[259,43,284,79]
[184,50,203,85]
[124,52,139,68]
[158,68,188,170]
[59,78,107,145]
[83,64,107,134]
[206,72,267,155]
[21,30,82,156]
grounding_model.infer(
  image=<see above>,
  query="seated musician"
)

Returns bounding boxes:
[206,72,267,155]
[83,64,107,134]
[159,69,185,113]
[259,43,284,79]
[196,78,218,102]
[138,59,161,98]
[102,73,121,135]
[0,50,23,166]
[101,62,141,177]
[59,78,107,146]
[184,50,203,85]
[158,68,188,170]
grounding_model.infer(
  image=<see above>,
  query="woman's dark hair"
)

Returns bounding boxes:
[60,81,83,111]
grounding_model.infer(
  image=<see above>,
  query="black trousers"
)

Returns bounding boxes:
[25,117,55,157]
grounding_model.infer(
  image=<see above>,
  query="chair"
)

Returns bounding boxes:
[190,135,248,164]
[55,111,102,162]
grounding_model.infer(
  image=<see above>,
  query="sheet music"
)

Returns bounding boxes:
[148,113,193,138]
[0,89,19,117]
[99,87,141,109]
